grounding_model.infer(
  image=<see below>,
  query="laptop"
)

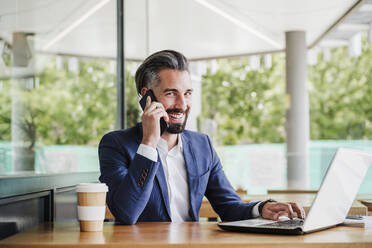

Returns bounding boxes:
[218,147,372,235]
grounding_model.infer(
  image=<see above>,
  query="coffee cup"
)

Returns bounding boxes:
[76,183,108,232]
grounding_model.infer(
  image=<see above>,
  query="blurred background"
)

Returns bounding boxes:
[1,0,372,194]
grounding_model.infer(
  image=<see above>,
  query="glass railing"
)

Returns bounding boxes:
[1,140,371,194]
[217,140,372,194]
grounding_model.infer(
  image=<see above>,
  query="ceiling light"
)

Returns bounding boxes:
[109,60,116,74]
[56,56,64,70]
[249,55,260,70]
[68,57,79,73]
[322,48,331,62]
[210,60,218,74]
[264,54,272,69]
[307,47,319,65]
[348,32,361,58]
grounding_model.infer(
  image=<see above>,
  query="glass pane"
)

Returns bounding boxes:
[0,0,125,175]
[200,36,372,194]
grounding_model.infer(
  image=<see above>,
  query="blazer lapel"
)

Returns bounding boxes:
[137,123,171,220]
[181,132,198,221]
[154,154,172,220]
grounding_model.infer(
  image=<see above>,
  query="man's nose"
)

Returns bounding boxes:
[175,94,187,110]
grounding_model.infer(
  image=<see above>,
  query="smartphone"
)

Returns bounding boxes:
[139,89,168,135]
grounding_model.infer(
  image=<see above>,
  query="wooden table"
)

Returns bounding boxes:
[1,222,372,248]
[200,193,368,219]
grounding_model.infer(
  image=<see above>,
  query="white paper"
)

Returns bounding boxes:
[342,216,372,228]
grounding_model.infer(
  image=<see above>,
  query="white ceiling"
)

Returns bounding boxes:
[0,0,368,61]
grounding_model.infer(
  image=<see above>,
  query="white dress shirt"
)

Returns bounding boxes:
[136,135,260,221]
[137,135,191,222]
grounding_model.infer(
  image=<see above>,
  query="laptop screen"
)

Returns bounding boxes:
[303,148,372,232]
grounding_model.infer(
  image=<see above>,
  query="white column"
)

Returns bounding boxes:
[285,31,309,189]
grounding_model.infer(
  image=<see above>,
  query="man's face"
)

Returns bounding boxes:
[153,69,193,134]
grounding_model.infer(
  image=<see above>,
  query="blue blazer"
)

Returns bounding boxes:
[99,123,257,224]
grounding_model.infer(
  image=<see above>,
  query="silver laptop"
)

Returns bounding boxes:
[218,147,372,235]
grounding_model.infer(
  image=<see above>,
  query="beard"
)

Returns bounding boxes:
[166,107,190,134]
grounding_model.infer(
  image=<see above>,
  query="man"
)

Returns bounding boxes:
[99,50,305,224]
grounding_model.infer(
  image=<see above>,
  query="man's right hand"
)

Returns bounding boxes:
[261,201,305,220]
[141,96,169,148]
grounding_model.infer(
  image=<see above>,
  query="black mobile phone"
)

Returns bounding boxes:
[139,89,168,135]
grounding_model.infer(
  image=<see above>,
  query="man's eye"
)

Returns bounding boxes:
[185,92,192,96]
[166,92,175,96]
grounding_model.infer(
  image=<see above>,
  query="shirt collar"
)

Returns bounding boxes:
[177,134,183,151]
[157,134,183,153]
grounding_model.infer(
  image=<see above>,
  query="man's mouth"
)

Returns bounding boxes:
[168,112,184,121]
[165,108,190,134]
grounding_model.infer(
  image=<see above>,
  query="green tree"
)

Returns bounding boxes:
[35,58,140,146]
[201,33,372,145]
[201,55,286,145]
[31,58,118,145]
[308,35,372,140]
[2,34,372,148]
[0,57,141,147]
[0,79,11,141]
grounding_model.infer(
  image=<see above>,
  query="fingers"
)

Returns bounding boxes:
[267,202,295,219]
[145,97,165,113]
[262,201,307,221]
[273,211,289,221]
[140,95,169,148]
[143,107,167,122]
[143,97,168,120]
[152,108,169,121]
[143,96,152,112]
[288,202,306,219]
[142,94,171,122]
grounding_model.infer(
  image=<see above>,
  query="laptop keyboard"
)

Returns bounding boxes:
[259,218,304,229]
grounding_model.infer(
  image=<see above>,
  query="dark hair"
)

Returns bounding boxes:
[135,50,189,95]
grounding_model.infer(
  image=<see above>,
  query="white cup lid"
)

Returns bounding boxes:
[76,183,108,193]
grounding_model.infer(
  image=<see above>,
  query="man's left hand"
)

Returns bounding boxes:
[261,202,306,220]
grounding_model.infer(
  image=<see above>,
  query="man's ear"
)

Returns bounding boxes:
[140,87,148,97]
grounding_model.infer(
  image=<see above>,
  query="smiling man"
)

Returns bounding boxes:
[98,50,305,224]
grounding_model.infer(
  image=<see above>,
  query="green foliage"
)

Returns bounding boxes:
[309,35,372,140]
[1,33,372,147]
[201,55,286,145]
[0,79,11,141]
[33,59,117,145]
[125,69,141,128]
[0,57,140,146]
[201,33,372,145]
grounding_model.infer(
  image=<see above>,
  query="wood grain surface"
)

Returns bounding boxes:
[1,221,372,248]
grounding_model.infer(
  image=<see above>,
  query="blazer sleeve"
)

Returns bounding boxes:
[98,132,160,224]
[204,136,259,221]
